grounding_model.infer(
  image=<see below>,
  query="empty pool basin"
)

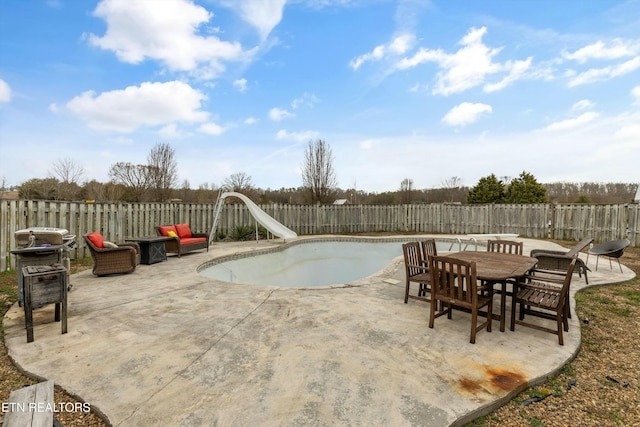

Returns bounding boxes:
[198,237,475,288]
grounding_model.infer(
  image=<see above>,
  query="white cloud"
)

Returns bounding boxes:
[633,86,640,106]
[88,0,250,78]
[353,26,537,95]
[349,33,415,70]
[541,111,600,132]
[359,139,376,150]
[275,129,319,142]
[562,39,639,63]
[198,122,225,135]
[483,57,532,92]
[0,79,11,102]
[220,0,287,39]
[614,124,640,139]
[571,99,595,111]
[291,92,319,109]
[396,27,523,96]
[46,0,63,9]
[159,123,184,138]
[351,45,385,70]
[441,102,492,127]
[389,33,415,54]
[233,78,248,92]
[269,107,294,121]
[241,0,287,39]
[65,81,209,132]
[244,117,257,125]
[396,46,444,69]
[107,136,134,145]
[409,82,429,93]
[568,56,640,87]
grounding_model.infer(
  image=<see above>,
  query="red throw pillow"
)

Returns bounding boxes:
[158,225,178,237]
[87,231,105,248]
[175,223,192,239]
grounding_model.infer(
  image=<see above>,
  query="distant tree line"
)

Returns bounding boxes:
[6,141,638,205]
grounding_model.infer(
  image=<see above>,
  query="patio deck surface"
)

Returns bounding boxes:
[4,235,635,426]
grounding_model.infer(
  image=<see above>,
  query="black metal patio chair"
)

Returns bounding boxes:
[586,239,630,272]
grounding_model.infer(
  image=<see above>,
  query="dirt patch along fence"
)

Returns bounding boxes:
[2,200,639,271]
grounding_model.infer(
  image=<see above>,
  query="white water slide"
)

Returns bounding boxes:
[211,191,297,242]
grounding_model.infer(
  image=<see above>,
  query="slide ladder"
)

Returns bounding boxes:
[208,191,225,244]
[209,191,297,243]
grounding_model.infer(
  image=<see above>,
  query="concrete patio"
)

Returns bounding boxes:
[4,236,635,426]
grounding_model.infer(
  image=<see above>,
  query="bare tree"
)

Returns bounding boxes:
[51,157,84,184]
[103,181,126,202]
[399,178,414,204]
[17,178,59,200]
[301,139,338,204]
[147,142,177,201]
[108,162,151,202]
[223,172,253,192]
[175,178,191,201]
[194,182,219,203]
[83,179,104,201]
[441,176,464,203]
[0,176,7,199]
[50,157,85,200]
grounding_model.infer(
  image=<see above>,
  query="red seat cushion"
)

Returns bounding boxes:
[175,223,192,239]
[87,231,105,248]
[158,225,178,237]
[180,237,206,246]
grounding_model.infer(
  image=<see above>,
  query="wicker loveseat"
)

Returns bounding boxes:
[84,231,141,276]
[156,224,208,257]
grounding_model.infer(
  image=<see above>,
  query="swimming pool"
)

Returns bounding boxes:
[198,237,472,288]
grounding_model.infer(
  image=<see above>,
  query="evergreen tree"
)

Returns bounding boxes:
[504,171,547,203]
[467,174,505,204]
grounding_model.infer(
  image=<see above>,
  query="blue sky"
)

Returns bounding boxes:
[1,0,639,193]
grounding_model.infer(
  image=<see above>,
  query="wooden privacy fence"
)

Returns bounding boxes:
[2,200,639,271]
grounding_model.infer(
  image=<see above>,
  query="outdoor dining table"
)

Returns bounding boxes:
[447,251,539,332]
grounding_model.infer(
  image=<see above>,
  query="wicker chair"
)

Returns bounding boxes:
[530,237,593,284]
[84,233,140,276]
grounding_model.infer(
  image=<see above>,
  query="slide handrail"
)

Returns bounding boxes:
[212,192,298,242]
